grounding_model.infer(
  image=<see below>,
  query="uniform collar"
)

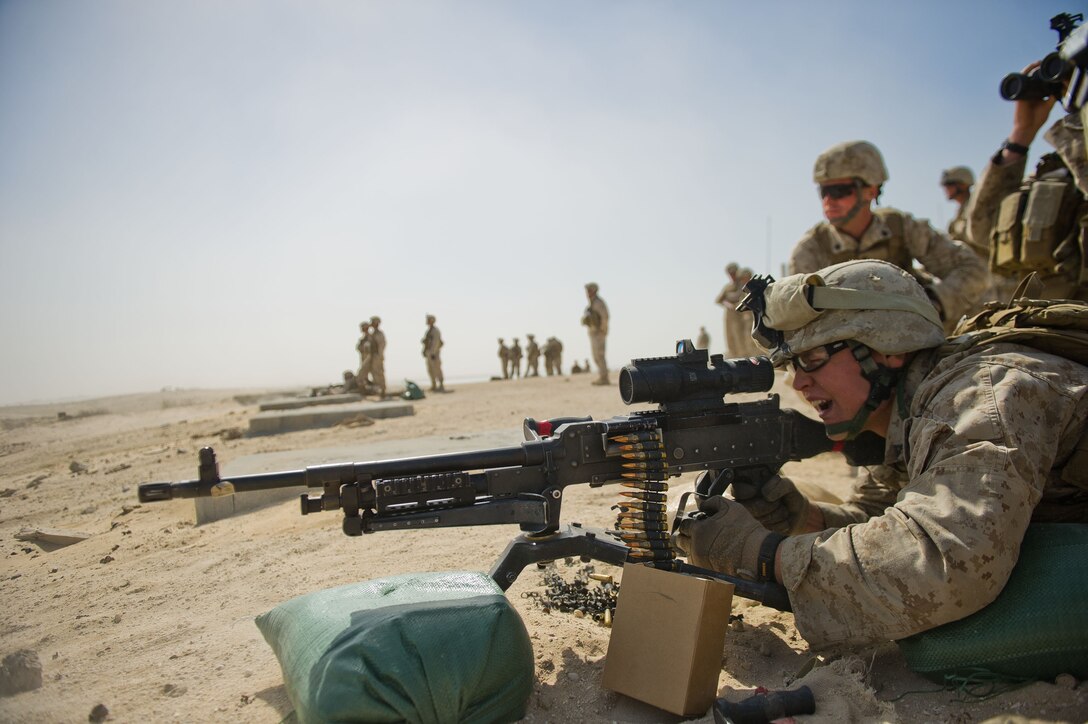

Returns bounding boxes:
[882,347,941,465]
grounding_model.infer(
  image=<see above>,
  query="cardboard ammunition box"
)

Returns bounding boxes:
[601,563,734,717]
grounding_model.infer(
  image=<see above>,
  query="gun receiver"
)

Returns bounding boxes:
[138,340,883,608]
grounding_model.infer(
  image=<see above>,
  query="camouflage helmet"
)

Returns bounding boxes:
[585,282,599,293]
[370,315,381,325]
[426,314,436,323]
[940,166,974,186]
[754,259,944,364]
[726,262,739,274]
[813,140,888,187]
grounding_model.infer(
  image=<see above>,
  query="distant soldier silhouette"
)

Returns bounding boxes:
[497,338,510,379]
[581,282,610,385]
[369,315,387,399]
[525,334,541,377]
[421,314,444,392]
[509,338,523,378]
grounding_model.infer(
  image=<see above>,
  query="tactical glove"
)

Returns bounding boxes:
[729,474,811,535]
[672,496,770,580]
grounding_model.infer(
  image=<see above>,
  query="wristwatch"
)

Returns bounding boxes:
[992,139,1029,165]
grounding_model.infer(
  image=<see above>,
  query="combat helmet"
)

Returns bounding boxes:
[743,259,944,438]
[813,140,888,187]
[940,166,974,186]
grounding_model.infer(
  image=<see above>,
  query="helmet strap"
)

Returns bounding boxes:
[830,179,869,230]
[823,341,899,439]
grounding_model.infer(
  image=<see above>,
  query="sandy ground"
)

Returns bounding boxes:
[1,373,1086,723]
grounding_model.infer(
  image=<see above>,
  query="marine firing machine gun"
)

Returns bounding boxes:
[139,341,884,611]
[1001,12,1088,112]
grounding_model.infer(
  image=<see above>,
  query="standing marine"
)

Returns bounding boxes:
[368,315,387,399]
[421,314,444,392]
[525,334,540,377]
[356,319,372,393]
[497,338,510,380]
[581,282,610,385]
[509,338,523,379]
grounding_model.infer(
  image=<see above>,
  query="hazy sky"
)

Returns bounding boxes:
[0,1,1078,404]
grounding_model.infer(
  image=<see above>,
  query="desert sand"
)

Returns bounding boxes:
[1,373,1086,723]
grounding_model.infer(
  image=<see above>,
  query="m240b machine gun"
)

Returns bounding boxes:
[139,341,882,611]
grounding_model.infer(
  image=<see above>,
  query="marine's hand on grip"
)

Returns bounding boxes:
[672,495,769,579]
[729,474,812,536]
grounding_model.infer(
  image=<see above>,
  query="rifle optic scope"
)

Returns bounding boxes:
[619,340,774,406]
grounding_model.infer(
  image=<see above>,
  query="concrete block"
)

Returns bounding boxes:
[247,400,413,435]
[194,428,523,524]
[258,393,362,411]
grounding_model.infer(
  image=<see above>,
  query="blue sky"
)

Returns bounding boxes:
[0,1,1078,404]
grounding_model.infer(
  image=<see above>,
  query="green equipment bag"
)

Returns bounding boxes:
[255,571,534,724]
[402,380,425,400]
[898,524,1088,681]
[943,293,1088,367]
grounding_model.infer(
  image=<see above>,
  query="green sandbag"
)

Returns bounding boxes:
[898,524,1088,682]
[255,571,534,724]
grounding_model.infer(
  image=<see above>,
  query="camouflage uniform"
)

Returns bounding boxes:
[422,316,444,391]
[525,335,541,377]
[794,140,988,332]
[721,269,762,358]
[788,212,988,326]
[780,343,1088,648]
[509,339,523,378]
[1045,108,1088,195]
[968,118,1088,302]
[582,283,609,384]
[497,339,510,379]
[368,316,386,397]
[356,321,372,390]
[696,326,710,350]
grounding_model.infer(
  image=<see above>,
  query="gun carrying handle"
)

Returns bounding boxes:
[522,416,593,440]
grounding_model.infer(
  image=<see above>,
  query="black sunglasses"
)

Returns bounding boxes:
[819,183,857,200]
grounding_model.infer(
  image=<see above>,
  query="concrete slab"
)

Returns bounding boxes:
[195,428,523,524]
[258,393,362,411]
[248,400,413,435]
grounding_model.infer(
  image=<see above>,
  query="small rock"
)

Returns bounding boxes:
[567,672,580,682]
[112,614,122,624]
[0,489,15,498]
[69,461,88,474]
[1055,673,1078,689]
[162,683,187,697]
[88,703,109,722]
[99,555,114,564]
[0,649,43,696]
